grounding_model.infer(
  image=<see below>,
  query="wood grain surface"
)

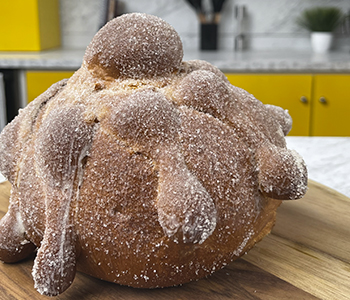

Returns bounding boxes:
[0,180,349,300]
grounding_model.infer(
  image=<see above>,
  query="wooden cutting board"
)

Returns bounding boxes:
[0,180,349,300]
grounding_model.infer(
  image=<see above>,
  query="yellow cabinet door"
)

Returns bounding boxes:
[0,0,60,51]
[26,70,75,103]
[311,74,350,136]
[225,74,312,136]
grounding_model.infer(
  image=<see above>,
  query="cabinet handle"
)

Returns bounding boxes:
[300,96,308,103]
[319,97,327,104]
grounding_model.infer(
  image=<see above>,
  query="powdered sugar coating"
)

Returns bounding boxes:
[185,60,230,83]
[256,143,308,200]
[84,13,183,79]
[110,89,180,153]
[0,13,307,296]
[173,70,231,118]
[109,89,216,244]
[265,104,293,136]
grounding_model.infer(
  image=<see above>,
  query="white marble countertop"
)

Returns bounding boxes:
[184,49,350,73]
[1,48,350,73]
[1,137,349,198]
[0,48,84,70]
[285,137,350,198]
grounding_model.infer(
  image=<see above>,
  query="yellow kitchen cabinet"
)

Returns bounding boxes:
[311,74,350,136]
[0,0,60,51]
[26,70,75,103]
[226,74,312,136]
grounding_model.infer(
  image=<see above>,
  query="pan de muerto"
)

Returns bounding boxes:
[0,13,307,296]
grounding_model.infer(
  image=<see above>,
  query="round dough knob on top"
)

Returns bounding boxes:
[84,13,184,79]
[0,12,308,297]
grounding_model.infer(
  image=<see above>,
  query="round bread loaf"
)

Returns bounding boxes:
[0,13,307,296]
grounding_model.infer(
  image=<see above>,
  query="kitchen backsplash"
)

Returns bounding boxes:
[60,0,350,51]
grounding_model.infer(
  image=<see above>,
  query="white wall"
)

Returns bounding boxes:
[60,0,350,51]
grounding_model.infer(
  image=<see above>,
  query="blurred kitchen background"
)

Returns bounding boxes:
[0,0,349,197]
[60,0,350,51]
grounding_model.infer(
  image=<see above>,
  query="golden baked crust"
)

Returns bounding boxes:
[0,13,307,296]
